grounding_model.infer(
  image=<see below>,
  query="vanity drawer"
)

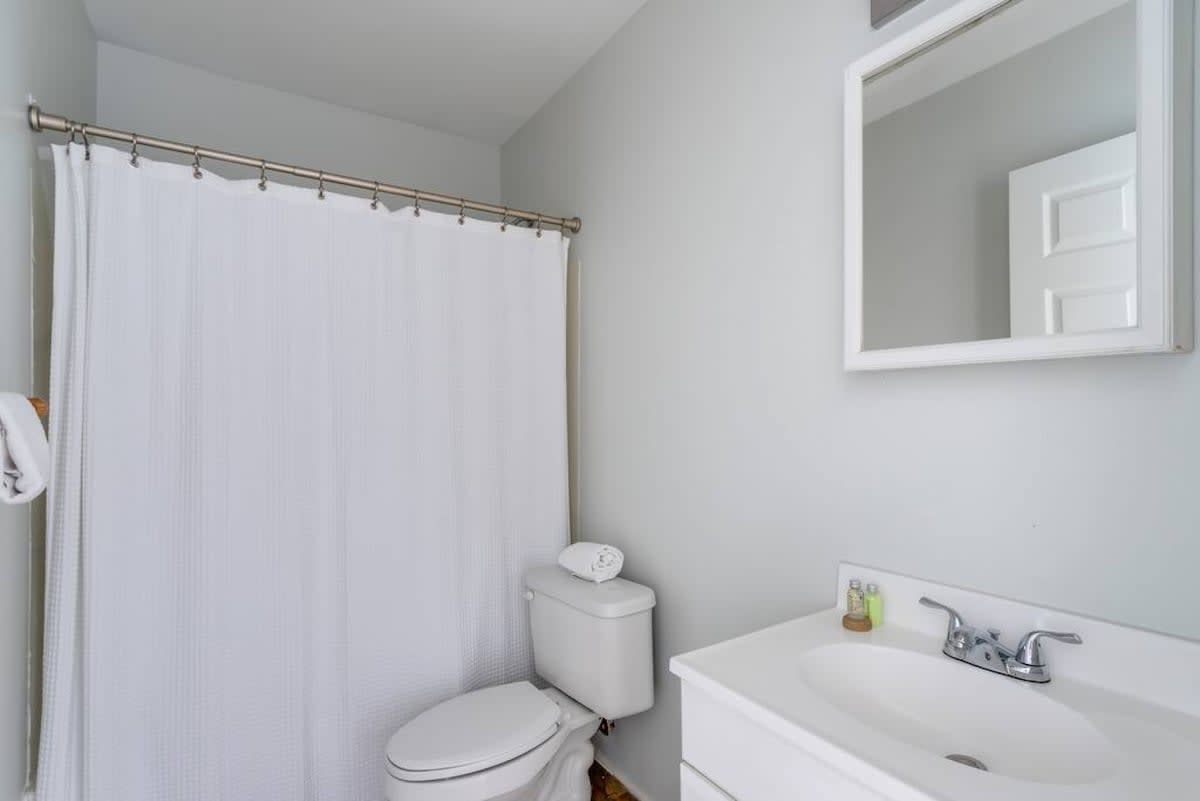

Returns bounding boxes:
[680,681,886,801]
[681,763,735,801]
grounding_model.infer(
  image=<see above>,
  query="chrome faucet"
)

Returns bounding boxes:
[919,597,1081,684]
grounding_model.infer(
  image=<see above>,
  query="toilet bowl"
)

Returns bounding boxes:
[384,566,656,801]
[385,684,599,801]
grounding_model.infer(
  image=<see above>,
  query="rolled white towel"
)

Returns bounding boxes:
[558,542,624,583]
[0,393,49,505]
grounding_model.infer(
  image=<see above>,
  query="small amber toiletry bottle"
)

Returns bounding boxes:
[843,579,871,631]
[847,579,866,617]
[865,583,883,628]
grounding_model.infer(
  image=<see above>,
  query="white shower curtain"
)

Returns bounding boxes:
[37,144,569,801]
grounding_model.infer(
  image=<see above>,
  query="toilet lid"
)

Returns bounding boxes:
[386,682,560,779]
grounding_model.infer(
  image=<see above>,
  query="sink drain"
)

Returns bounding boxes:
[945,754,988,772]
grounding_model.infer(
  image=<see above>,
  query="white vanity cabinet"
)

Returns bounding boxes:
[679,763,732,801]
[671,564,1200,801]
[678,681,886,801]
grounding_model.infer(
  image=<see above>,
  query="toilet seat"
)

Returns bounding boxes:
[386,682,560,782]
[385,687,601,801]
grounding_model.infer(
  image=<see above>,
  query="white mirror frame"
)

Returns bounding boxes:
[844,0,1193,371]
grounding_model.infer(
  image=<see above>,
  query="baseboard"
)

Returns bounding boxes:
[594,749,658,801]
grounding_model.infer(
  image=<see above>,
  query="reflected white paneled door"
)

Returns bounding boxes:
[1009,132,1138,337]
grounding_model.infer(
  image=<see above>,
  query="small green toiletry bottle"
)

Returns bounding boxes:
[865,583,883,628]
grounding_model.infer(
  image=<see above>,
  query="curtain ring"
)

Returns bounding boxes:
[129,134,139,167]
[500,207,509,232]
[413,191,421,217]
[80,125,91,161]
[192,146,203,179]
[317,171,326,200]
[67,124,77,146]
[370,181,381,210]
[258,159,268,191]
[458,198,466,226]
[535,214,543,239]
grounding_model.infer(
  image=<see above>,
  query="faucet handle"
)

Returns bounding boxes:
[919,597,967,634]
[1014,630,1082,666]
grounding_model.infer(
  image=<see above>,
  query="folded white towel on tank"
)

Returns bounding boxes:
[558,542,624,583]
[0,393,50,505]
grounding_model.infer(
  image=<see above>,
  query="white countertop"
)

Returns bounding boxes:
[670,569,1200,801]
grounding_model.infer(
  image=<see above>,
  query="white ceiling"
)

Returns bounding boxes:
[82,0,647,145]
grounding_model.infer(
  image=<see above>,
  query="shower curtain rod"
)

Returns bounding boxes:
[27,104,582,234]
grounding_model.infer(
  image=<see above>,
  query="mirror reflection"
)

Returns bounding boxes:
[862,0,1137,351]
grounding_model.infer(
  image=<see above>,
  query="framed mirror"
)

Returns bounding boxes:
[844,0,1193,370]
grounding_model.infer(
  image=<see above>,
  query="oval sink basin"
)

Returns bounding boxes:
[796,643,1118,785]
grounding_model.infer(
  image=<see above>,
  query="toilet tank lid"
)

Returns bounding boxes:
[525,565,656,619]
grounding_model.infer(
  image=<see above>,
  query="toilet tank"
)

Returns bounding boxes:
[524,566,655,720]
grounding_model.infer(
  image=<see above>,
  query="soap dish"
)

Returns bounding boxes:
[842,613,872,632]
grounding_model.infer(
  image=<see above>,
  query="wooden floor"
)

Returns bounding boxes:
[589,761,637,801]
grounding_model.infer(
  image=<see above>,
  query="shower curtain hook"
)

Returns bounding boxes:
[258,160,268,191]
[129,134,139,167]
[317,171,326,200]
[412,191,421,217]
[500,207,509,232]
[191,147,203,179]
[80,125,91,161]
[535,214,543,238]
[370,181,381,210]
[67,124,77,147]
[458,198,466,225]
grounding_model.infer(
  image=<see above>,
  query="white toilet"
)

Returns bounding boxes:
[385,565,656,801]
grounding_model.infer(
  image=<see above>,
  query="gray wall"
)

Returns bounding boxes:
[97,42,503,204]
[0,0,95,798]
[863,4,1137,349]
[500,2,1200,800]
